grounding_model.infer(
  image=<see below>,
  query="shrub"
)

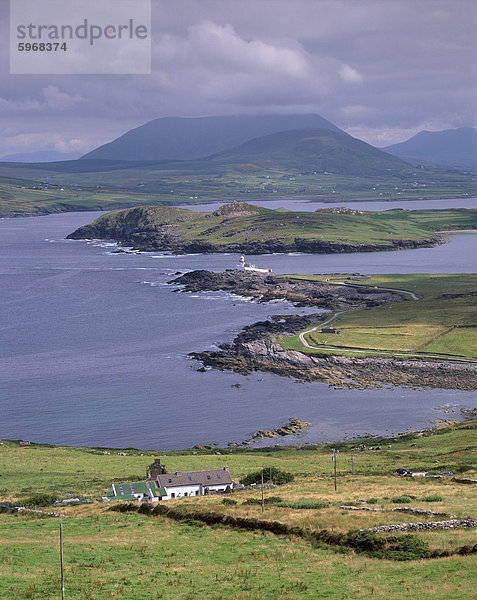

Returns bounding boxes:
[341,530,430,560]
[275,500,329,510]
[454,464,472,473]
[221,498,237,505]
[20,493,58,507]
[421,494,443,502]
[242,496,283,506]
[366,498,379,504]
[391,495,412,504]
[239,467,294,486]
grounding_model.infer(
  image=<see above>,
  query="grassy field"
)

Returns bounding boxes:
[0,176,206,217]
[0,158,476,216]
[279,274,477,359]
[0,421,476,599]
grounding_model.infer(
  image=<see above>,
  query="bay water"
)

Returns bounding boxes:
[0,198,475,449]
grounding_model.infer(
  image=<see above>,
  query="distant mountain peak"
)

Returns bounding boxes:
[383,127,477,170]
[81,113,344,162]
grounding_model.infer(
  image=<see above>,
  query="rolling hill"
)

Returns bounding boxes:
[208,128,411,176]
[81,113,344,161]
[383,127,477,170]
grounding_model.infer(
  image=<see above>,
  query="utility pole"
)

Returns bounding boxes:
[261,470,264,513]
[60,522,65,600]
[351,455,354,476]
[333,449,337,491]
[269,465,272,485]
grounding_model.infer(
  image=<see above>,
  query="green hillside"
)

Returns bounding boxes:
[0,127,475,216]
[67,202,477,254]
[0,420,476,599]
[209,128,410,176]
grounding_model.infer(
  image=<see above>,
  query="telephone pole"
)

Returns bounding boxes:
[333,449,337,491]
[60,522,65,600]
[261,470,264,513]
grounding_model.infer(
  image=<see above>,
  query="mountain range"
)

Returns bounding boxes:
[0,114,475,217]
[383,127,476,170]
[80,114,343,161]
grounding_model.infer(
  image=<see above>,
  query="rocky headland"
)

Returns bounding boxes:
[191,317,477,390]
[170,269,402,309]
[173,270,477,390]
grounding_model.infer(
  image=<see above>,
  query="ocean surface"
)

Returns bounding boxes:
[0,197,475,449]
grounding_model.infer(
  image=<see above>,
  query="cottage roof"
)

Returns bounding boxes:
[108,480,166,499]
[157,468,233,488]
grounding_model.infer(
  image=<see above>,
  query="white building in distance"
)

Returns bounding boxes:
[156,467,233,500]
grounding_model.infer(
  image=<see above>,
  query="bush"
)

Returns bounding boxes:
[341,530,430,560]
[242,496,283,506]
[366,498,379,504]
[421,494,443,502]
[239,467,294,486]
[221,498,237,505]
[20,493,58,507]
[454,464,472,473]
[275,500,329,510]
[391,495,412,504]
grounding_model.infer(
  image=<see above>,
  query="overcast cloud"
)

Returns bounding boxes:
[0,0,475,156]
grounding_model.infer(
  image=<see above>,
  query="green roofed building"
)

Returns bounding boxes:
[105,464,235,502]
[106,479,166,502]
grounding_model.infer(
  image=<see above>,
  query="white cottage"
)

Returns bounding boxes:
[156,467,233,500]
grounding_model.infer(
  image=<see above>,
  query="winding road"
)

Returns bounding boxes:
[296,283,474,362]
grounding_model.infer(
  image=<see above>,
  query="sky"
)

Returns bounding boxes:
[0,0,475,157]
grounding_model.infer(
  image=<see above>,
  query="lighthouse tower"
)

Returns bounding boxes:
[239,255,246,268]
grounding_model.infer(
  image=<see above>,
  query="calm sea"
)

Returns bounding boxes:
[0,198,475,449]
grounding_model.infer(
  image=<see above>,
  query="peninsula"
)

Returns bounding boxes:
[66,201,477,254]
[172,271,477,390]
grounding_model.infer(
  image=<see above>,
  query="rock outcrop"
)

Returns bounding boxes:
[171,269,402,309]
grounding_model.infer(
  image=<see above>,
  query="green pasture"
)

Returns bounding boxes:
[0,421,476,599]
[280,274,477,359]
[0,157,476,216]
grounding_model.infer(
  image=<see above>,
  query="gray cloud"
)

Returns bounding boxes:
[0,0,475,155]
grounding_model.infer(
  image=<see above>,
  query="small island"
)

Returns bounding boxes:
[66,201,477,254]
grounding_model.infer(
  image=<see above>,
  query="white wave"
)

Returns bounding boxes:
[92,241,119,248]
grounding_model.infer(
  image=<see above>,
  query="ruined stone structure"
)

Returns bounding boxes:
[146,458,168,479]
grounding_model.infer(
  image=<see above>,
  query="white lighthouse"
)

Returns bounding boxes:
[238,255,273,274]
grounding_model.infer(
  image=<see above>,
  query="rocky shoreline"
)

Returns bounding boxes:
[171,269,403,309]
[69,228,443,255]
[175,270,477,390]
[190,317,477,390]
